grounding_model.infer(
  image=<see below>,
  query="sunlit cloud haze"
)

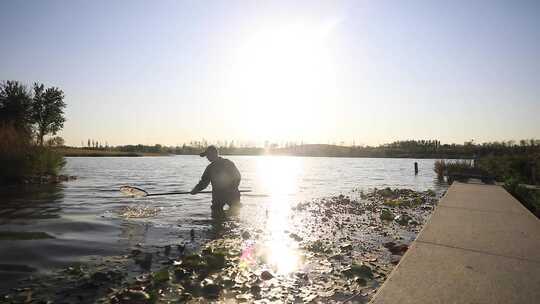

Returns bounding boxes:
[1,0,539,146]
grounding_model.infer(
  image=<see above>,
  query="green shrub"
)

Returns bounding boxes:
[504,180,540,217]
[0,123,66,183]
[0,123,32,182]
[27,146,66,176]
[477,154,539,185]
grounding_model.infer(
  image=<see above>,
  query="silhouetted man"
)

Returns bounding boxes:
[191,146,241,216]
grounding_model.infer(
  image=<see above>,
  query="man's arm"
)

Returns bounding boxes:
[191,166,211,194]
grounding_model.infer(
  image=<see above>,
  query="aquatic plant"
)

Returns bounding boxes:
[383,199,404,207]
[343,263,373,279]
[380,209,394,221]
[434,159,446,179]
[2,187,441,303]
[433,159,482,181]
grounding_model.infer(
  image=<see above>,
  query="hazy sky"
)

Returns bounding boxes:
[1,0,539,146]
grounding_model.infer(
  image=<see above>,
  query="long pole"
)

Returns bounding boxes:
[147,190,210,197]
[146,190,251,197]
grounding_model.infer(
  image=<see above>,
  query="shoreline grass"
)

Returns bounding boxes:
[56,148,168,157]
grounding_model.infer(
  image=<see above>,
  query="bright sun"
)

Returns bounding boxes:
[224,22,340,142]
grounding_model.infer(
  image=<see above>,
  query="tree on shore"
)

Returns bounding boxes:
[0,81,33,135]
[0,80,67,183]
[32,83,66,146]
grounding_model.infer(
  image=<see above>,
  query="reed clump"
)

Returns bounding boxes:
[0,123,66,184]
[433,159,476,179]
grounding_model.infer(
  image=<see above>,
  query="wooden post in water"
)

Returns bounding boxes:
[414,162,419,175]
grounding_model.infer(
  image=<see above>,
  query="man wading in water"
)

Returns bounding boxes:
[191,145,241,217]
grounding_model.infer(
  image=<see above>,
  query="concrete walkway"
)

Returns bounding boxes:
[371,182,540,304]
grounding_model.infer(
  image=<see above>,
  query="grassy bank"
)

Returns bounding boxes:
[433,154,540,217]
[56,148,168,157]
[0,124,67,184]
[85,140,540,159]
[477,154,539,217]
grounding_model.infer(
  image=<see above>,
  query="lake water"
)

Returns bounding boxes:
[0,155,447,290]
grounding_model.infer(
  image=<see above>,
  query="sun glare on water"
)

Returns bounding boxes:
[256,156,303,274]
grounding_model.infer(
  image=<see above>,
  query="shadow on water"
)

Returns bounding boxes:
[0,184,64,223]
[0,183,125,293]
[0,184,66,290]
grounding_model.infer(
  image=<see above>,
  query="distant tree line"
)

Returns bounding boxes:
[82,139,109,150]
[270,139,540,159]
[72,143,264,155]
[65,138,540,159]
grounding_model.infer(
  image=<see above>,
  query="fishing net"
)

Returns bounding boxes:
[120,186,148,197]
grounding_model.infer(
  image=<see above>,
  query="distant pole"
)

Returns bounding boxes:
[414,162,419,175]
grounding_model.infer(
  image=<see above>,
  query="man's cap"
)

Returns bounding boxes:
[199,145,218,157]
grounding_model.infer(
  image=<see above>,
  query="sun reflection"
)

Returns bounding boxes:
[255,156,303,274]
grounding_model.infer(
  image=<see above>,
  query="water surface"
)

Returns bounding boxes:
[0,155,447,290]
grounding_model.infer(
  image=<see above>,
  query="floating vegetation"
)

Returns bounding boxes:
[2,187,441,303]
[117,205,160,218]
[103,188,439,303]
[343,263,374,279]
[380,209,394,221]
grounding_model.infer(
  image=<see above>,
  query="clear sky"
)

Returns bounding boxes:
[1,0,539,146]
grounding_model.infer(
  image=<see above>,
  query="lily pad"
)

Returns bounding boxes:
[152,268,170,283]
[260,270,274,281]
[395,214,412,226]
[174,268,189,280]
[340,243,353,251]
[378,187,395,198]
[307,240,331,254]
[181,254,207,272]
[343,264,373,279]
[426,189,436,197]
[383,199,403,207]
[203,250,226,271]
[64,265,87,276]
[117,289,150,304]
[380,209,394,221]
[201,283,221,299]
